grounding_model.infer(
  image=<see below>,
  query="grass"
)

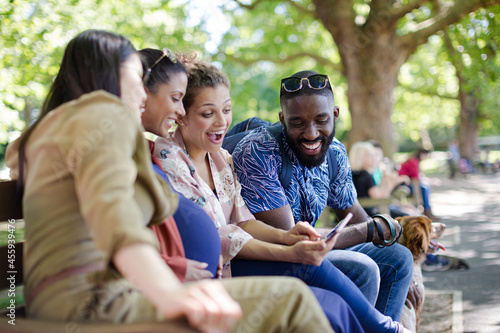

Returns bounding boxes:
[0,286,25,309]
[0,220,25,246]
[0,221,25,308]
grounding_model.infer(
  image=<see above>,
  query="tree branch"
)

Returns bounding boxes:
[232,0,266,10]
[223,51,342,70]
[233,0,316,16]
[363,0,408,35]
[364,0,435,33]
[386,0,430,25]
[281,0,316,16]
[312,0,358,53]
[442,30,467,87]
[402,0,500,48]
[398,82,458,100]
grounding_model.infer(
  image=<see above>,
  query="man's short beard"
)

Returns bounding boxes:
[283,124,335,168]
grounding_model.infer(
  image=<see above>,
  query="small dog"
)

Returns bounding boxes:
[398,215,446,262]
[396,215,446,332]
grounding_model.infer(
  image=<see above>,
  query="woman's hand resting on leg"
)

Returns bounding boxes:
[185,259,214,281]
[159,280,242,333]
[114,244,241,333]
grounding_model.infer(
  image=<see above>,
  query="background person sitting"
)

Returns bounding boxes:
[398,148,438,220]
[447,139,460,179]
[367,139,385,185]
[349,141,414,218]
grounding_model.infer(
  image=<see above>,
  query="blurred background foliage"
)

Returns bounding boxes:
[1,0,499,167]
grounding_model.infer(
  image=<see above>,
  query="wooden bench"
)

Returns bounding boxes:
[318,178,424,227]
[357,179,424,216]
[0,180,197,333]
[357,197,392,215]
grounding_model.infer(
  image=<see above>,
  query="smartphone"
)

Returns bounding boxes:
[324,213,353,241]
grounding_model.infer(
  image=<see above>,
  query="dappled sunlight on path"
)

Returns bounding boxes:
[422,174,500,333]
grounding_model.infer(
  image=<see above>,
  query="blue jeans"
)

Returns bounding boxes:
[231,258,400,333]
[309,287,363,333]
[408,183,432,209]
[420,183,431,210]
[326,243,413,321]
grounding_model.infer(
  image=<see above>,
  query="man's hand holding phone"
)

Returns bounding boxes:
[288,213,354,266]
[323,213,353,242]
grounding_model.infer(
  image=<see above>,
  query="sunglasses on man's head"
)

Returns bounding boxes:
[281,74,330,93]
[143,48,177,86]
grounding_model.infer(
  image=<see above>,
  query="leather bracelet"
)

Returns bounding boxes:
[373,214,397,245]
[366,218,374,243]
[373,218,386,248]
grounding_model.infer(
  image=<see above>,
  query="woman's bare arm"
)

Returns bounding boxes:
[114,243,241,332]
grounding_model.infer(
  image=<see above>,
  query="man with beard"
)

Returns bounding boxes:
[231,70,413,322]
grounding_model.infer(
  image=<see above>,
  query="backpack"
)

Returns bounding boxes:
[223,117,338,189]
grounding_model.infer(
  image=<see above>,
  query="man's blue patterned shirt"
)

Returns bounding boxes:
[232,126,357,226]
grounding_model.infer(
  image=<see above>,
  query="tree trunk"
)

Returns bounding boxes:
[23,101,33,128]
[342,40,407,156]
[309,0,498,156]
[442,31,480,161]
[231,0,500,156]
[312,0,415,156]
[458,91,479,161]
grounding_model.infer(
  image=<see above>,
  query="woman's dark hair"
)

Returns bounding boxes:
[17,30,137,196]
[182,61,230,112]
[42,29,137,115]
[139,48,187,94]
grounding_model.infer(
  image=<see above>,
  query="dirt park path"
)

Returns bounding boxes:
[421,173,500,333]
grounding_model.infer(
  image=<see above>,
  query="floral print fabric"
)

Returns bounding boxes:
[154,128,254,267]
